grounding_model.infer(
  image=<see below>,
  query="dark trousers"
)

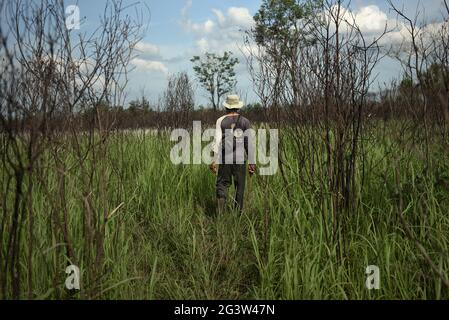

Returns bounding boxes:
[216,164,246,211]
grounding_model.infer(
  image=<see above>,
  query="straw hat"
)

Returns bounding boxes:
[223,94,244,109]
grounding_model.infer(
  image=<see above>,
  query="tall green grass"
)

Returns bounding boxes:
[2,123,449,299]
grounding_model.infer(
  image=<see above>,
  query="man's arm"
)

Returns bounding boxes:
[210,116,224,173]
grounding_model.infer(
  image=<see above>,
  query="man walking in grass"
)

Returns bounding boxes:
[209,94,256,213]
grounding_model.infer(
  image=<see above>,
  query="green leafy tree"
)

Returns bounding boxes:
[253,0,316,54]
[421,63,449,89]
[128,96,151,113]
[399,64,449,98]
[250,0,318,107]
[190,51,239,111]
[399,76,414,96]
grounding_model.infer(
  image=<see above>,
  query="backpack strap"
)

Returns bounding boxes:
[232,113,242,132]
[220,113,242,153]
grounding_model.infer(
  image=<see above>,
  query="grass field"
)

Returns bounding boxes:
[2,122,449,299]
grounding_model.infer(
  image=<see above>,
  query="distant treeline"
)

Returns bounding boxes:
[82,91,448,130]
[2,94,445,133]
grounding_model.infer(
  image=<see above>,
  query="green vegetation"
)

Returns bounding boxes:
[191,52,239,111]
[2,122,449,299]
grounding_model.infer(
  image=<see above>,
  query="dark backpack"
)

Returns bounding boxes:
[221,114,244,162]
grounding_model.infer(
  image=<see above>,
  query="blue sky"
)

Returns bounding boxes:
[67,0,447,106]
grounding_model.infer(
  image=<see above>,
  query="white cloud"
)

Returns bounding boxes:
[353,5,388,34]
[183,17,216,34]
[131,58,168,74]
[188,19,215,34]
[212,9,226,26]
[227,7,254,29]
[196,38,209,53]
[208,7,254,30]
[181,0,216,34]
[181,2,255,56]
[322,4,447,49]
[134,41,161,59]
[181,0,192,18]
[324,5,389,36]
[380,13,448,46]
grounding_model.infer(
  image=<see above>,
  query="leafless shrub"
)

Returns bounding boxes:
[388,0,449,160]
[244,0,387,256]
[0,0,146,298]
[162,71,195,128]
